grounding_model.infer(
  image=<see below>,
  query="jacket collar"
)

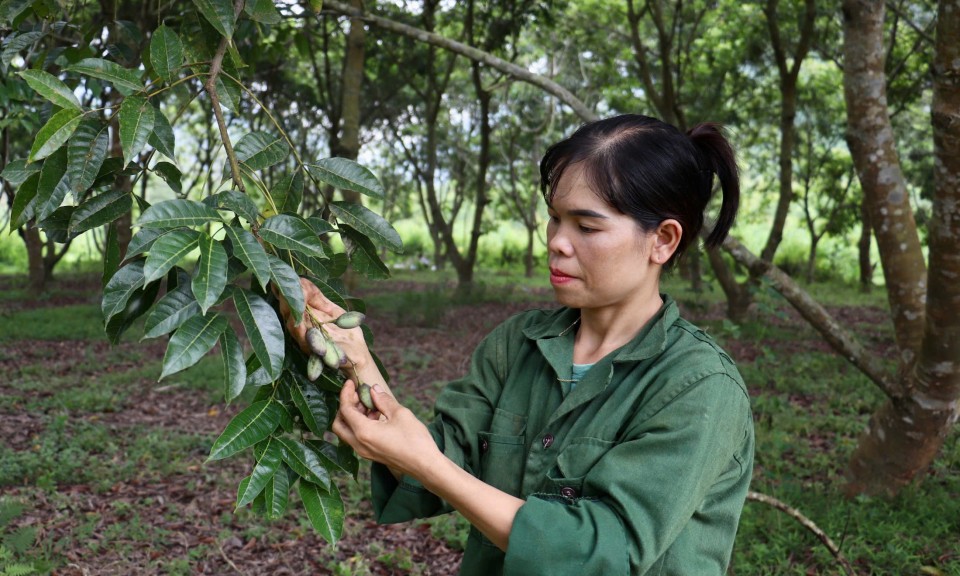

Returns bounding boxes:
[522,295,678,364]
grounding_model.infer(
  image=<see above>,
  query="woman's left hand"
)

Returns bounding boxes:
[332,380,442,479]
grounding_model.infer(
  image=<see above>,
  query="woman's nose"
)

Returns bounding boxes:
[547,226,572,256]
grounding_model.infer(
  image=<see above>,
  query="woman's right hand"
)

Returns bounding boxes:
[277,278,383,387]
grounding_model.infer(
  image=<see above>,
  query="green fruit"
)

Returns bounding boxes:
[306,327,327,356]
[334,311,365,329]
[306,354,323,381]
[357,383,374,410]
[323,341,343,369]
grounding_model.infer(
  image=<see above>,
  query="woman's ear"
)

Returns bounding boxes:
[651,219,682,265]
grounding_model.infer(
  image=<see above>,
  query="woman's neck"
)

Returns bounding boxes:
[572,289,664,364]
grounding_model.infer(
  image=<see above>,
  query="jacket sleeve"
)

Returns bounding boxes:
[371,317,513,524]
[503,372,754,575]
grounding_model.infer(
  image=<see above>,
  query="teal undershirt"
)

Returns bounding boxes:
[565,363,594,395]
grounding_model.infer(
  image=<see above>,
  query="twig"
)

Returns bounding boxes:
[203,0,247,193]
[217,540,246,575]
[746,491,857,575]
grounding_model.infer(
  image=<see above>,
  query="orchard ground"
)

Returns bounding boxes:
[0,269,958,575]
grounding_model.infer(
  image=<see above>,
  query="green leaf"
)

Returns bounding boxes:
[29,108,83,162]
[67,119,110,196]
[149,106,177,161]
[139,199,223,229]
[160,313,228,380]
[193,233,228,314]
[36,205,76,243]
[152,161,182,194]
[193,0,236,39]
[205,189,259,223]
[290,380,329,436]
[118,95,155,166]
[244,0,281,24]
[220,328,247,403]
[150,25,183,83]
[264,464,290,519]
[67,58,144,94]
[126,227,165,259]
[143,277,202,338]
[329,201,403,253]
[306,216,335,236]
[102,260,146,324]
[0,0,33,25]
[273,170,303,215]
[105,277,162,344]
[1,158,40,186]
[9,172,39,231]
[102,222,122,287]
[306,157,384,199]
[144,229,200,284]
[299,481,344,545]
[259,214,326,257]
[68,189,131,234]
[276,437,331,489]
[19,69,81,111]
[208,400,284,461]
[215,75,242,111]
[223,225,271,291]
[35,147,70,221]
[339,224,390,280]
[237,438,282,508]
[306,438,360,479]
[267,255,304,323]
[233,289,284,381]
[235,131,288,171]
[1,31,42,68]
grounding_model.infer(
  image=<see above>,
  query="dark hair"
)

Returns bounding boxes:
[539,114,740,267]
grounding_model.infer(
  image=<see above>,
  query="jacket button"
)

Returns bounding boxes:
[480,439,489,454]
[541,434,554,449]
[560,486,578,499]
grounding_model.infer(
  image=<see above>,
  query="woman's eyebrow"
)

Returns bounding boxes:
[568,209,609,219]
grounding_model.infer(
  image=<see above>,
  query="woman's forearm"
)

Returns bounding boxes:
[413,451,525,551]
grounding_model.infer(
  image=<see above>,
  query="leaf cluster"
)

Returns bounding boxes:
[1,0,403,545]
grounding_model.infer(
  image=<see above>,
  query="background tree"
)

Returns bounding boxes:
[840,0,959,495]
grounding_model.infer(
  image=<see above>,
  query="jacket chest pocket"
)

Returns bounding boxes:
[545,437,615,499]
[477,408,527,496]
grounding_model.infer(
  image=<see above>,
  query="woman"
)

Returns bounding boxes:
[290,114,754,575]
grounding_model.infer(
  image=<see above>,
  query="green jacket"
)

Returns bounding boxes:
[372,296,754,575]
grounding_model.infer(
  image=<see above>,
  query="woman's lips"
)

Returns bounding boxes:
[550,268,575,285]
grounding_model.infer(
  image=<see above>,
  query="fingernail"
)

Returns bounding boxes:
[372,384,384,394]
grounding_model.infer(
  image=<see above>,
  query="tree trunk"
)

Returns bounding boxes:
[858,196,873,292]
[842,0,960,496]
[524,226,535,278]
[707,247,753,323]
[842,0,926,366]
[24,226,46,294]
[805,234,819,284]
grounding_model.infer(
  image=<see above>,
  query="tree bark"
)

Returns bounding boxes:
[841,0,960,496]
[858,197,873,292]
[841,0,926,366]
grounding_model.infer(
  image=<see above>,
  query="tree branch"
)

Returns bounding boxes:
[321,0,598,122]
[203,0,246,193]
[714,227,897,399]
[746,491,856,576]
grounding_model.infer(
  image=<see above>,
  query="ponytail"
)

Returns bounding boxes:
[686,123,740,248]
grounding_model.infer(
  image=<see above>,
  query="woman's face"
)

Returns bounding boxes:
[546,165,662,313]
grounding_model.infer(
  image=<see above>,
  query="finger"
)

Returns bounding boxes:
[300,278,345,317]
[367,384,399,417]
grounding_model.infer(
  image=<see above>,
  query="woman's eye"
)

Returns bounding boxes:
[579,225,596,233]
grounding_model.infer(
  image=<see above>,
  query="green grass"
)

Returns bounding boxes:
[1,269,958,575]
